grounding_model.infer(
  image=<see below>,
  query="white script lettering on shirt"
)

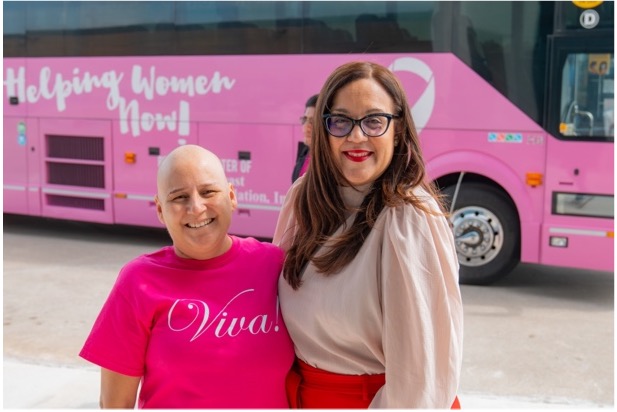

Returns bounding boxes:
[167,289,280,342]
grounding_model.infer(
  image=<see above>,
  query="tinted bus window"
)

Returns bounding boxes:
[64,1,174,56]
[4,1,26,56]
[175,1,301,55]
[457,1,553,124]
[26,1,66,56]
[306,1,436,54]
[24,1,175,57]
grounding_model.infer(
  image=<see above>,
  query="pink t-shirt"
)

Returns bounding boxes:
[80,236,294,408]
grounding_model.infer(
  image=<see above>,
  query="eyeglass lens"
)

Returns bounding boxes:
[326,115,391,137]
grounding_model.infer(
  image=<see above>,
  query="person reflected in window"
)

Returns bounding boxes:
[292,94,318,183]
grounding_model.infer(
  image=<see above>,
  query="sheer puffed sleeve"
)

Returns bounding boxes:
[272,178,302,251]
[369,194,463,408]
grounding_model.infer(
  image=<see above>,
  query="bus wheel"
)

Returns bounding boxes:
[443,183,520,285]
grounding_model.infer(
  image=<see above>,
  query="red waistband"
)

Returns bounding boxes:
[296,358,385,389]
[286,359,385,407]
[287,359,461,409]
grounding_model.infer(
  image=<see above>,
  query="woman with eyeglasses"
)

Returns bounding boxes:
[292,94,318,183]
[273,61,463,408]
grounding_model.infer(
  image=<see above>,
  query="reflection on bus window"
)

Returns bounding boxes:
[560,53,614,141]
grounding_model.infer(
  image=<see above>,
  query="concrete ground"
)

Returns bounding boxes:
[3,358,607,409]
[3,215,614,409]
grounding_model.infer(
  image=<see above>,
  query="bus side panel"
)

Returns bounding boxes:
[201,123,294,239]
[541,218,614,272]
[424,129,546,265]
[540,137,614,271]
[111,122,198,228]
[38,118,114,224]
[4,117,30,214]
[3,59,26,118]
[4,59,38,215]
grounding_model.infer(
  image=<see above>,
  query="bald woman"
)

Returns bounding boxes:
[80,145,294,408]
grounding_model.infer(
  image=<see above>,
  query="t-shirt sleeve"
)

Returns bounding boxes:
[369,199,463,408]
[79,264,151,377]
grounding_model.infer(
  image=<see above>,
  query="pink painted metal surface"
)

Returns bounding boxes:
[3,53,613,270]
[539,137,614,270]
[3,117,29,214]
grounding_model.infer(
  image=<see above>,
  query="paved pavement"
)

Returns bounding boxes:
[3,357,610,409]
[3,215,613,409]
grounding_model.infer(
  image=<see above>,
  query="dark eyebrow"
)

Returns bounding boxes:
[330,108,388,116]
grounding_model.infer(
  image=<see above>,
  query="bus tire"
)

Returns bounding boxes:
[443,183,520,285]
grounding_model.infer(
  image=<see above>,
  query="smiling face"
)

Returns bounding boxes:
[328,78,397,187]
[155,145,237,260]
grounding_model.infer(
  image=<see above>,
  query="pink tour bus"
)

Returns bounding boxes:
[3,1,613,284]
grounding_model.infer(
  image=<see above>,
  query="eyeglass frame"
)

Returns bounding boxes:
[299,116,313,125]
[322,113,399,138]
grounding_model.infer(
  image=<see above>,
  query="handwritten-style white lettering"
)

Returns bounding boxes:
[167,289,277,342]
[119,98,189,137]
[3,64,236,138]
[131,65,236,100]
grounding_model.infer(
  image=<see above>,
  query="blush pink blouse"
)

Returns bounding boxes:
[274,181,463,408]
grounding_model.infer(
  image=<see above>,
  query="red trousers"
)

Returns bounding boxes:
[286,359,461,409]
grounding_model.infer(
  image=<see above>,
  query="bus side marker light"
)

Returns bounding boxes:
[550,236,568,247]
[114,193,128,199]
[608,231,614,238]
[125,152,137,164]
[526,172,543,187]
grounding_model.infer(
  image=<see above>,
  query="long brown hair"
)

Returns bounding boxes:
[283,61,443,289]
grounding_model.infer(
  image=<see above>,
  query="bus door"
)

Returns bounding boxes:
[542,33,614,272]
[111,126,199,228]
[202,122,293,239]
[3,117,41,216]
[3,60,42,216]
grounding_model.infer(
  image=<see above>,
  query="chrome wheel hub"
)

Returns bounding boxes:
[450,206,503,267]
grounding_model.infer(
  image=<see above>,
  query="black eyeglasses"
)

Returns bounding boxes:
[299,116,313,125]
[323,113,398,138]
